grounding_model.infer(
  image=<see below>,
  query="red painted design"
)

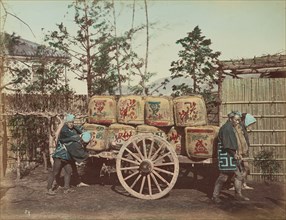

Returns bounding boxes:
[115,131,134,142]
[146,120,169,126]
[93,100,106,114]
[169,132,180,144]
[194,139,209,154]
[186,129,213,133]
[119,99,138,120]
[178,102,198,123]
[89,119,113,124]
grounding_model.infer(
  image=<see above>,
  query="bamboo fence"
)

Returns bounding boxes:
[219,78,286,181]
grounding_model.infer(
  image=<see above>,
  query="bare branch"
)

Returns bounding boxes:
[1,1,36,38]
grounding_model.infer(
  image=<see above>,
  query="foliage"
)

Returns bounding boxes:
[2,33,73,94]
[254,150,281,181]
[44,1,134,96]
[9,115,49,163]
[170,26,221,97]
[44,0,156,96]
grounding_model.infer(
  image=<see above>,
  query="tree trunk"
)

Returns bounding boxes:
[42,151,48,171]
[193,73,197,93]
[143,0,149,96]
[16,148,21,181]
[49,116,64,166]
[127,0,136,89]
[83,0,93,98]
[112,0,122,95]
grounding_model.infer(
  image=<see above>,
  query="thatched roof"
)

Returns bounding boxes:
[220,52,286,78]
[1,33,69,59]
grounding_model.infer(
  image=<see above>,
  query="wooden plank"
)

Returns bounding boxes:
[221,78,286,181]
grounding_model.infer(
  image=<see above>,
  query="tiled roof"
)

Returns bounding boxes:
[219,52,286,78]
[220,53,286,70]
[2,33,70,59]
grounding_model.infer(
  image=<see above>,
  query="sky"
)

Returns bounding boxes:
[1,0,285,94]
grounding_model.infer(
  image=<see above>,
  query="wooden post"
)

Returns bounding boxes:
[217,66,223,126]
[0,56,7,178]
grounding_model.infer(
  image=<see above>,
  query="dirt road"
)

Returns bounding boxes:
[0,164,285,220]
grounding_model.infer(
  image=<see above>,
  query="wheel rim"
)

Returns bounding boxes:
[116,134,179,200]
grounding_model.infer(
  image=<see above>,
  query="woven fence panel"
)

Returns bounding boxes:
[1,93,88,174]
[220,78,286,181]
[4,93,88,115]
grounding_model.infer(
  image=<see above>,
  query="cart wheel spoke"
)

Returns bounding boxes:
[147,175,152,195]
[150,144,163,161]
[125,147,142,163]
[133,141,145,160]
[150,173,162,192]
[154,162,175,167]
[152,170,170,186]
[131,173,142,189]
[153,167,174,176]
[120,165,139,171]
[147,138,155,159]
[139,176,146,194]
[121,157,140,165]
[116,134,179,200]
[153,151,172,164]
[124,170,139,181]
[142,138,147,159]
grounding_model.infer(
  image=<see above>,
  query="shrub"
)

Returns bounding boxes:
[254,150,281,181]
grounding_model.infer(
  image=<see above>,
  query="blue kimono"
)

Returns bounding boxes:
[53,124,83,160]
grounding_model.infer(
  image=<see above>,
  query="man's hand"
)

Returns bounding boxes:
[234,153,242,160]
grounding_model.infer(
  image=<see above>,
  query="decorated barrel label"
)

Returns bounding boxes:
[117,96,144,125]
[106,123,136,146]
[145,96,174,127]
[167,127,183,155]
[88,96,117,124]
[83,123,107,151]
[173,96,207,127]
[136,125,167,140]
[185,126,219,158]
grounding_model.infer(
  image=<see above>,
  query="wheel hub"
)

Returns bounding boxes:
[139,160,153,174]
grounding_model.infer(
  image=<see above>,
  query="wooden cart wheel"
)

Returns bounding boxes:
[116,134,179,200]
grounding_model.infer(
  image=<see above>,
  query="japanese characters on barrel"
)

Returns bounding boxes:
[85,95,219,160]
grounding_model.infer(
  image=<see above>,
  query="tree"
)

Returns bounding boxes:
[44,0,111,97]
[0,1,74,179]
[170,26,221,97]
[44,0,142,97]
[126,0,157,96]
[1,33,72,95]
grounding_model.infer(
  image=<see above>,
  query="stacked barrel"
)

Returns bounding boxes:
[173,96,219,159]
[84,95,219,159]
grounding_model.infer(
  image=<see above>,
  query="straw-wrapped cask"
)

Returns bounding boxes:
[167,127,183,155]
[145,96,174,126]
[173,96,207,127]
[185,126,219,158]
[117,96,144,125]
[88,96,116,124]
[83,123,107,151]
[136,125,167,140]
[106,123,136,146]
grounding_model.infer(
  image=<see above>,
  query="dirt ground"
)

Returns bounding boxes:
[0,162,285,220]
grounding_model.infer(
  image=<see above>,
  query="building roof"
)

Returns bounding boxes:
[1,33,70,59]
[219,52,286,78]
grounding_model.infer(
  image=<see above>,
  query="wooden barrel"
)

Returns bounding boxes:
[167,127,183,155]
[173,95,207,127]
[106,123,136,146]
[185,126,219,158]
[117,96,145,125]
[83,123,107,151]
[136,125,167,140]
[88,96,117,124]
[145,96,174,127]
